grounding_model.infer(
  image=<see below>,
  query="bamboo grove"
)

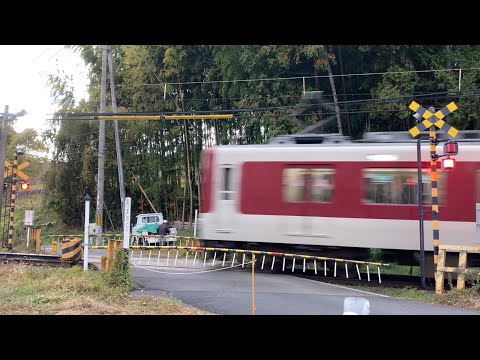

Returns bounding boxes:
[42,45,480,229]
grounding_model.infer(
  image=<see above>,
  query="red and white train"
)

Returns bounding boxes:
[199,132,480,266]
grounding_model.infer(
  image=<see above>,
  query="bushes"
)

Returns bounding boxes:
[106,248,133,291]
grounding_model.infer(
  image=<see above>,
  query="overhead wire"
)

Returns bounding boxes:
[58,90,480,121]
[111,67,480,87]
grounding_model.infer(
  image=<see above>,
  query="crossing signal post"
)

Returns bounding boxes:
[7,148,24,250]
[408,101,459,287]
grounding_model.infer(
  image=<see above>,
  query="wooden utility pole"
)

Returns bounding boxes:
[96,46,107,245]
[107,46,126,224]
[326,58,343,135]
[184,121,193,228]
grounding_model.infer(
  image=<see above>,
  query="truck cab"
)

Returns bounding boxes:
[131,213,177,246]
[131,213,163,245]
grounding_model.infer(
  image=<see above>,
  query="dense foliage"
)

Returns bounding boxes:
[43,45,480,228]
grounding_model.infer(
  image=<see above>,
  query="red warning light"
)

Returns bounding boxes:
[444,141,458,156]
[442,157,455,170]
[19,182,30,190]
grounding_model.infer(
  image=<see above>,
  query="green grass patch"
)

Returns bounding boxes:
[354,285,436,301]
[0,263,213,315]
[381,264,422,276]
[351,281,480,310]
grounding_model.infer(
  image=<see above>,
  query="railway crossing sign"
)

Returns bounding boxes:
[3,160,30,180]
[408,101,458,138]
[408,100,459,287]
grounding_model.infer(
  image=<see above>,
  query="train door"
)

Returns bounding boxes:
[282,166,335,237]
[216,165,235,234]
[302,171,314,235]
[283,165,312,237]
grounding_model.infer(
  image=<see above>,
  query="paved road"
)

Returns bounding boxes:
[129,260,480,315]
[55,247,479,315]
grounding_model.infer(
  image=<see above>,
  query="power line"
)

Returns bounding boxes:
[134,47,181,111]
[56,93,477,121]
[31,47,51,63]
[109,92,480,114]
[47,46,65,62]
[111,67,480,88]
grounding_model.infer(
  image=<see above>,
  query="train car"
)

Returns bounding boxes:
[199,131,480,268]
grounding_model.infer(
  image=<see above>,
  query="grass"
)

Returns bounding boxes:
[0,264,214,315]
[351,281,480,311]
[362,248,480,310]
[176,228,195,238]
[381,264,422,276]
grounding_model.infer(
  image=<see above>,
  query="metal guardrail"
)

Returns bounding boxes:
[46,234,196,246]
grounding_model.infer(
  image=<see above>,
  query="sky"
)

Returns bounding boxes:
[0,45,90,132]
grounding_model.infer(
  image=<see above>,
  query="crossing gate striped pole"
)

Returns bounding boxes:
[428,121,440,268]
[7,152,18,251]
[408,101,458,274]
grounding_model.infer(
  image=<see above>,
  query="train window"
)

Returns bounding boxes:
[221,167,233,200]
[283,168,306,202]
[362,169,446,205]
[311,169,335,202]
[283,168,334,203]
[476,170,480,202]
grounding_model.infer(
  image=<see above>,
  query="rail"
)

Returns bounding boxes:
[0,252,64,266]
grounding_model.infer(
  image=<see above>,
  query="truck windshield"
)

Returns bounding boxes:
[141,216,160,223]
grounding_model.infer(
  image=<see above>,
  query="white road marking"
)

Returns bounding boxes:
[301,277,390,298]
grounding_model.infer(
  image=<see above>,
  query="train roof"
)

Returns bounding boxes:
[213,131,480,149]
[205,131,479,162]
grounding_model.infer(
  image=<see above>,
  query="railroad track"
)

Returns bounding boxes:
[234,262,435,289]
[0,252,97,269]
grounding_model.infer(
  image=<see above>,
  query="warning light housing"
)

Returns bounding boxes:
[444,141,458,156]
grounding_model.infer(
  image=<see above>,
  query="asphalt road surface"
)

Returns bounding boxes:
[128,258,480,315]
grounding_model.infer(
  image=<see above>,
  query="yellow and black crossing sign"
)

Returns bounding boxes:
[4,160,30,180]
[408,100,460,284]
[408,101,458,138]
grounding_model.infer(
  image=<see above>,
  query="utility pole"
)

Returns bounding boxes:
[107,46,126,224]
[0,105,9,214]
[7,148,23,251]
[326,60,343,135]
[96,46,107,245]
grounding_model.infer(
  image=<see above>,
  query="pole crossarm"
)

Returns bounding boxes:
[408,101,458,137]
